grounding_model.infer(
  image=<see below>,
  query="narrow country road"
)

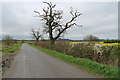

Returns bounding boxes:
[3,44,98,78]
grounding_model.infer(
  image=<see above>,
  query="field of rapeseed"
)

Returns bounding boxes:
[70,41,120,46]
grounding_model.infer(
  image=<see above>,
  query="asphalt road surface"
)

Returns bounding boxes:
[3,44,98,78]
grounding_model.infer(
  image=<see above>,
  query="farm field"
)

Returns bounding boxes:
[18,40,120,46]
[70,41,120,46]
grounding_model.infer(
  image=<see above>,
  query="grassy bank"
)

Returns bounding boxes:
[30,44,119,79]
[2,43,22,54]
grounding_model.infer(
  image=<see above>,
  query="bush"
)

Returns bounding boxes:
[55,41,70,53]
[3,35,14,46]
[37,41,50,49]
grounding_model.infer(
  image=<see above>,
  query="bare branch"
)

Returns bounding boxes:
[31,28,42,42]
[34,11,41,17]
[43,2,52,8]
[34,2,82,46]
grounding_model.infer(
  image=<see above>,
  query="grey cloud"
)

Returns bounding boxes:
[2,2,118,40]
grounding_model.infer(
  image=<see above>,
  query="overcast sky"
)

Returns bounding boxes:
[1,0,118,40]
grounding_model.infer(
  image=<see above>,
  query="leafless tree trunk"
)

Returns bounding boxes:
[31,28,42,45]
[34,2,82,49]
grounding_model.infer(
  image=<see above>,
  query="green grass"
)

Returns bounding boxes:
[29,44,119,79]
[1,43,22,54]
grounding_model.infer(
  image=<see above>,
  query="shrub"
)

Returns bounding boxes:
[3,35,14,46]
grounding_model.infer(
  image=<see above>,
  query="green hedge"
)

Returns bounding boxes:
[30,44,119,79]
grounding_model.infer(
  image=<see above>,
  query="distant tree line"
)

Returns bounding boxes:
[104,40,120,43]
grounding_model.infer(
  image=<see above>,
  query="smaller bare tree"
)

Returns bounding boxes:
[31,28,42,43]
[3,35,14,46]
[83,35,99,41]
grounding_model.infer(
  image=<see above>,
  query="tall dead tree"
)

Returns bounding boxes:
[34,2,82,48]
[31,28,42,43]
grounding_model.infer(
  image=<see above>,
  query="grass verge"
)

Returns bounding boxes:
[2,43,22,54]
[29,44,119,79]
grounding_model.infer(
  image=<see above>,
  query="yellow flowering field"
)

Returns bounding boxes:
[16,41,34,43]
[96,41,119,46]
[70,41,120,46]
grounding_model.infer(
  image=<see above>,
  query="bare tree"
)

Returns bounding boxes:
[3,35,14,46]
[83,35,99,41]
[31,28,42,43]
[34,2,82,48]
